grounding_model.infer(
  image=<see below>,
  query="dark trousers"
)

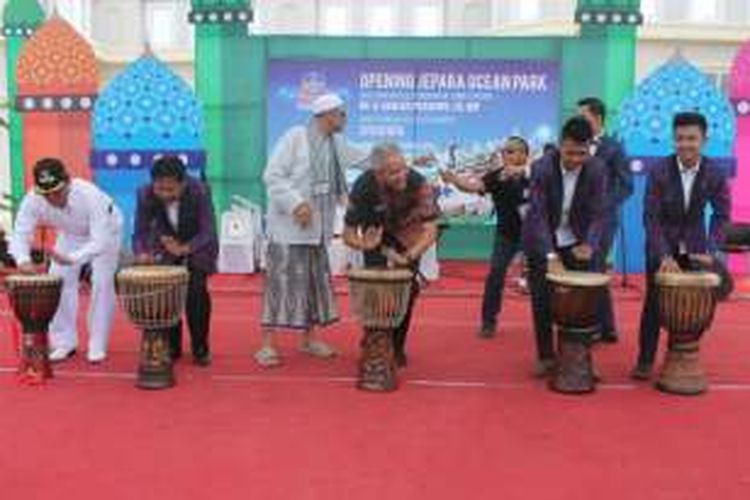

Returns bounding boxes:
[169,268,212,358]
[528,247,593,361]
[394,278,420,357]
[596,210,620,334]
[481,231,522,328]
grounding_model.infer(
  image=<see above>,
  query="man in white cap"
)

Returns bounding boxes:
[256,93,368,367]
[10,158,123,363]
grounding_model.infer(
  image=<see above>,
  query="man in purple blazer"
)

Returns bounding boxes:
[133,156,219,366]
[632,112,731,379]
[523,116,609,377]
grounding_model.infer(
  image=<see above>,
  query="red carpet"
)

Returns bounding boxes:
[1,262,749,499]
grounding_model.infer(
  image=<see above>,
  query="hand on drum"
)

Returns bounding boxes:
[359,226,383,251]
[659,257,682,274]
[134,253,155,265]
[546,254,566,275]
[382,247,411,268]
[572,244,593,262]
[160,236,190,257]
[689,253,714,268]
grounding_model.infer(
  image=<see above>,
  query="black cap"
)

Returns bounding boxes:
[33,158,69,195]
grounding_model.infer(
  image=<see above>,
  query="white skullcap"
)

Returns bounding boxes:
[311,93,345,115]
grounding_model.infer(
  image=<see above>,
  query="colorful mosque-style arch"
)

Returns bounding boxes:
[615,56,737,273]
[92,54,206,251]
[730,40,750,223]
[16,15,98,188]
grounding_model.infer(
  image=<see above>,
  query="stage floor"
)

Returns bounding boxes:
[1,263,749,500]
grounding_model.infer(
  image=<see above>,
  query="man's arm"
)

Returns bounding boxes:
[263,128,306,214]
[644,167,671,264]
[405,221,438,262]
[187,185,218,254]
[8,195,38,265]
[440,170,486,194]
[522,165,554,257]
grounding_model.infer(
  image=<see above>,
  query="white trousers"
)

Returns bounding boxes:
[48,235,121,356]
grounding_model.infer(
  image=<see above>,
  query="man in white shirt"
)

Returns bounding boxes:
[256,93,369,367]
[10,158,123,363]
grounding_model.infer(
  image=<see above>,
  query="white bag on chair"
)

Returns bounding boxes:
[218,204,256,274]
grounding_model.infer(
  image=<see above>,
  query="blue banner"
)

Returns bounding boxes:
[267,59,560,218]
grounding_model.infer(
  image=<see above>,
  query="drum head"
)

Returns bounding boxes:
[347,267,414,283]
[117,265,189,280]
[655,271,720,288]
[5,273,62,287]
[546,271,610,287]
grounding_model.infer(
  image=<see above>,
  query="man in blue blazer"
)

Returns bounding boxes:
[632,112,731,379]
[579,97,633,343]
[523,116,609,377]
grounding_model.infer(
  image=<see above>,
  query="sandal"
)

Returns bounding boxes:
[299,340,337,359]
[254,346,282,367]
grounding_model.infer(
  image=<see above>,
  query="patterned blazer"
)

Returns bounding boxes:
[522,150,608,261]
[644,155,730,271]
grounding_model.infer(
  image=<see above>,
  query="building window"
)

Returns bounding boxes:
[322,5,348,35]
[689,0,718,23]
[367,5,396,36]
[146,2,179,49]
[413,5,443,36]
[462,1,491,32]
[43,0,92,36]
[640,0,658,23]
[518,0,540,21]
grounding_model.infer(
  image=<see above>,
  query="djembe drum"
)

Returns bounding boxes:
[117,266,188,390]
[347,268,414,392]
[5,274,62,385]
[655,271,720,396]
[547,271,611,394]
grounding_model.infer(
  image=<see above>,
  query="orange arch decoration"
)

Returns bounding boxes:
[16,15,98,188]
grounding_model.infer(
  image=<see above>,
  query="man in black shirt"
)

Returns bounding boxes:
[441,136,531,338]
[343,143,440,367]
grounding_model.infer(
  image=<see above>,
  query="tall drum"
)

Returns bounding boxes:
[547,271,611,394]
[5,274,62,385]
[347,268,413,392]
[117,266,188,390]
[655,271,720,396]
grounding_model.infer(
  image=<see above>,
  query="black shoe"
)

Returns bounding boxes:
[630,363,653,381]
[395,351,408,368]
[193,353,212,367]
[532,358,556,379]
[599,332,619,344]
[477,324,496,339]
[170,350,183,362]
